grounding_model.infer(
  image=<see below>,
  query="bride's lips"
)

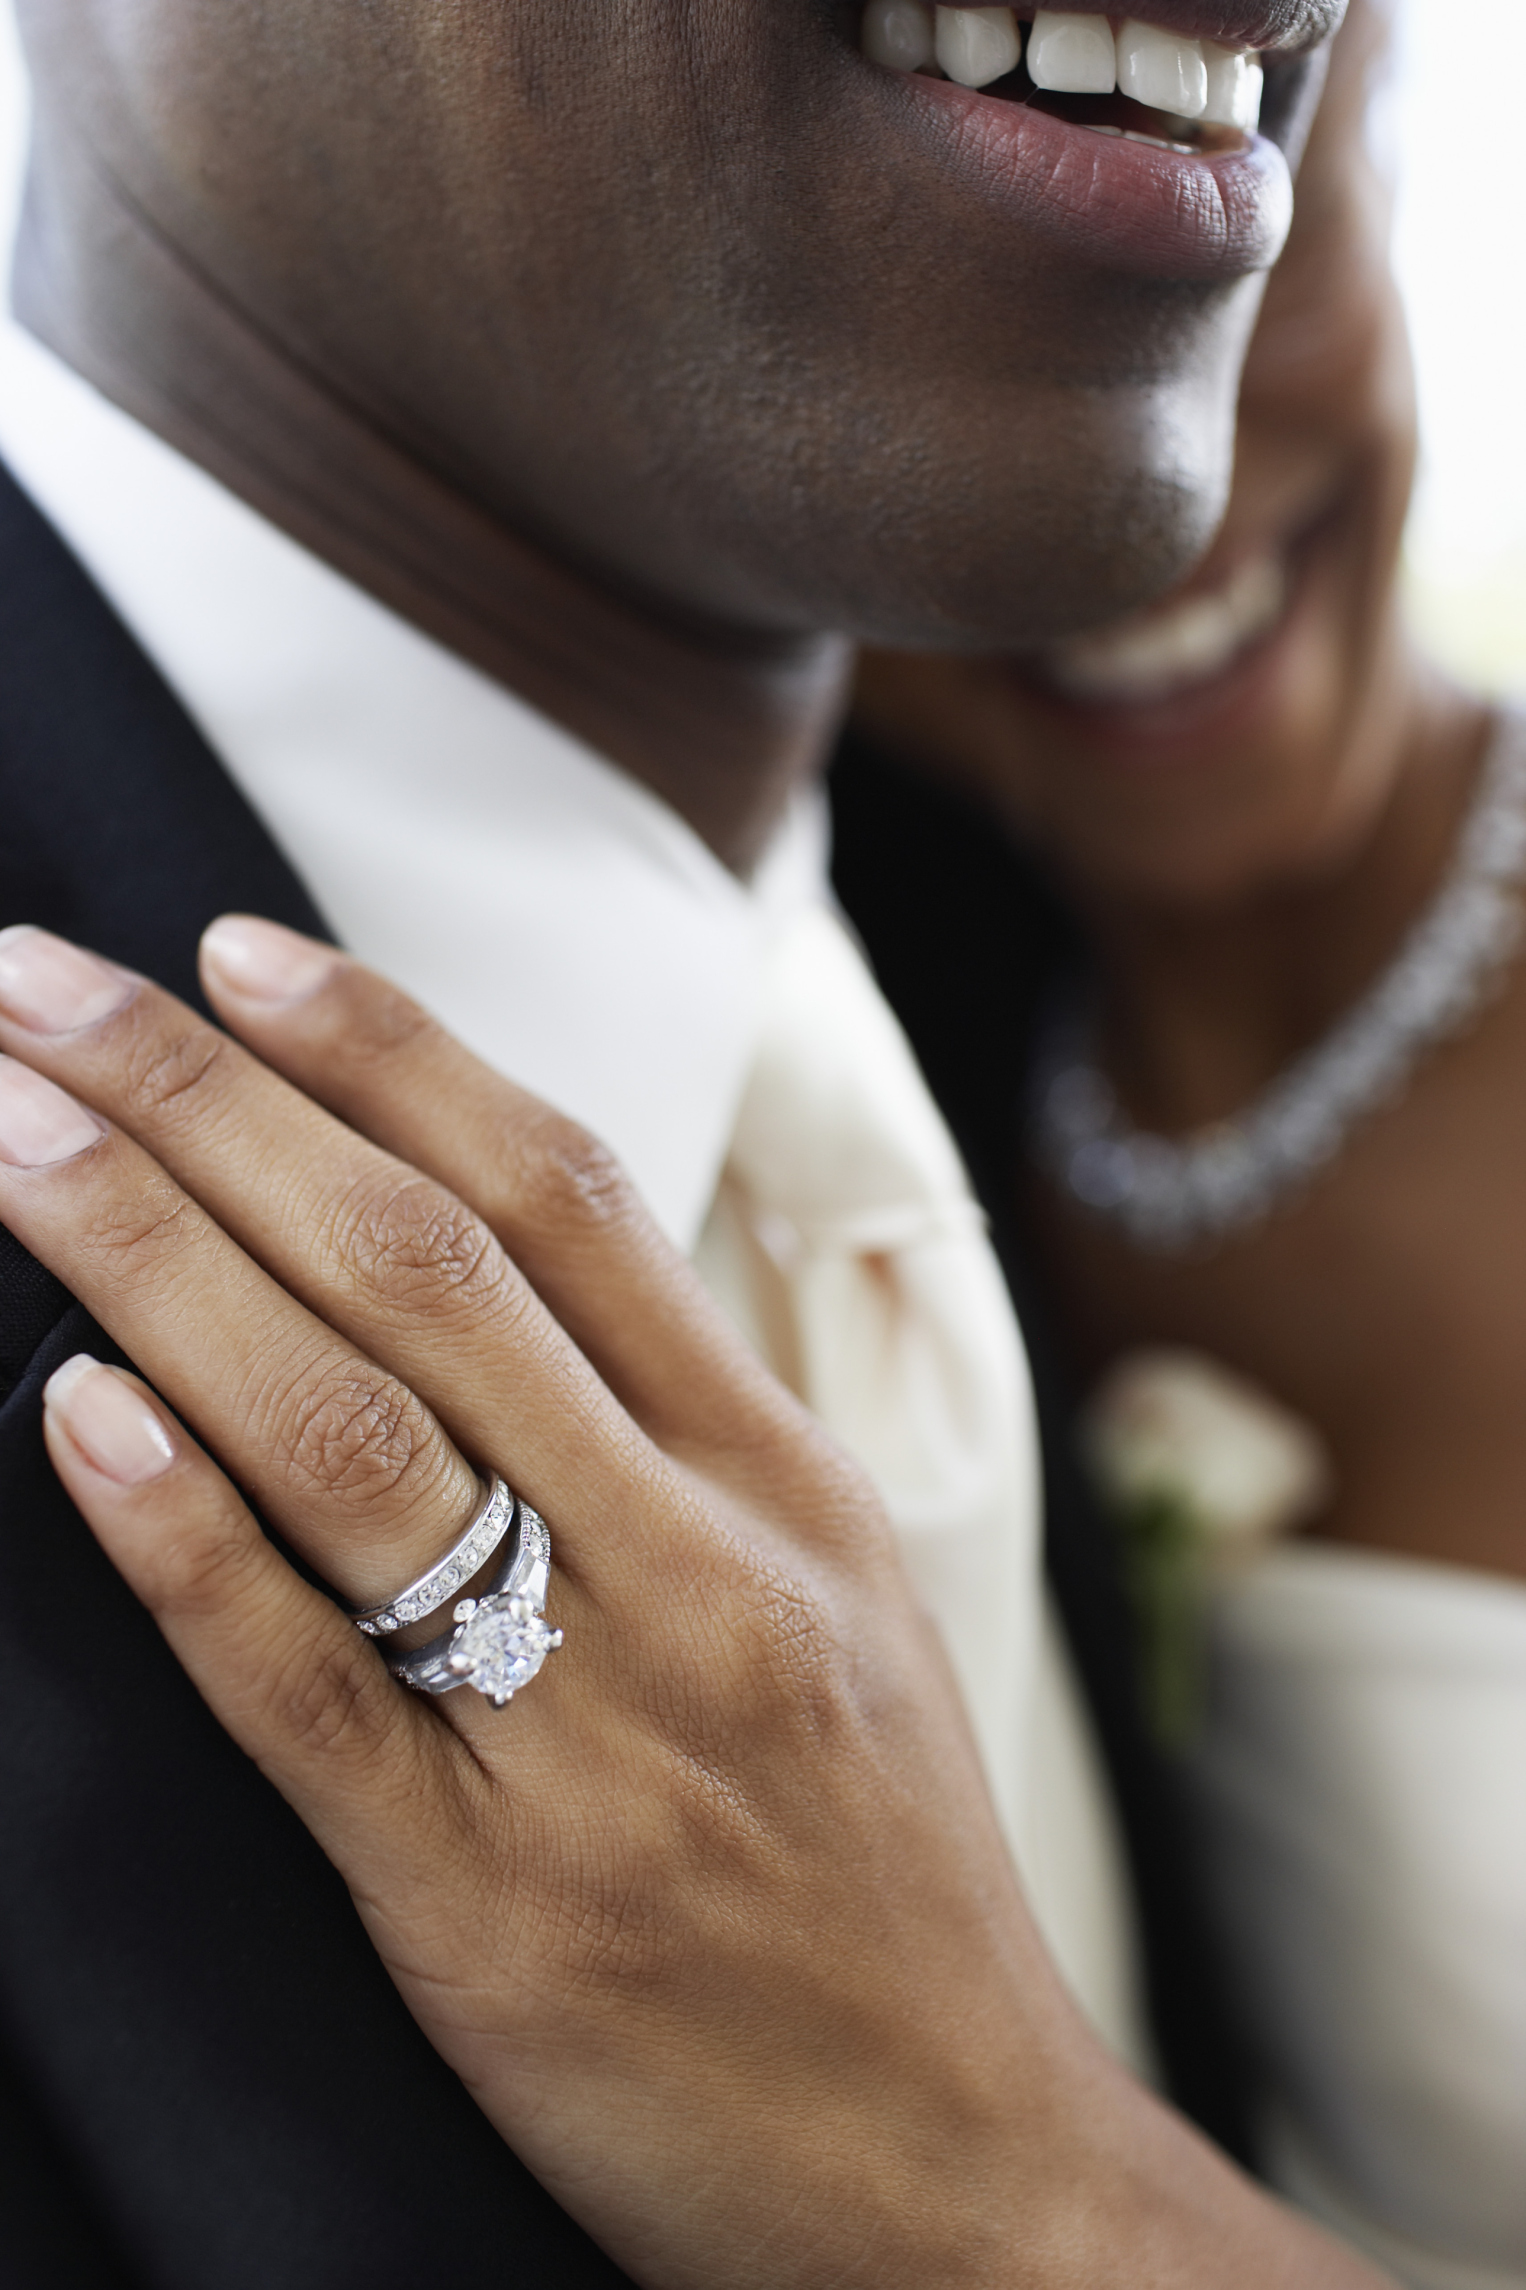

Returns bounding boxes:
[850,5,1335,280]
[1002,491,1353,753]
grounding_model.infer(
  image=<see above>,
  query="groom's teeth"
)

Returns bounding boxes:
[1047,554,1289,704]
[1027,11,1117,97]
[862,0,937,73]
[1202,42,1265,129]
[859,7,1262,145]
[934,6,1022,90]
[1116,20,1209,120]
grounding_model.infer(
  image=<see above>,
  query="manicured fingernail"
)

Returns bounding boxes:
[0,1057,105,1166]
[45,1355,177,1485]
[0,925,133,1034]
[201,916,340,1005]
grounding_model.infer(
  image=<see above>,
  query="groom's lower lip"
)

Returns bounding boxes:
[889,72,1294,277]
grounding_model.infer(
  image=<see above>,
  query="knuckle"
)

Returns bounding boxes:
[516,1110,640,1247]
[118,1017,231,1131]
[263,1633,389,1764]
[147,1497,267,1623]
[333,979,439,1072]
[78,1164,203,1280]
[717,1568,850,1747]
[643,1536,854,1764]
[334,1173,504,1322]
[150,1515,388,1769]
[272,1358,444,1515]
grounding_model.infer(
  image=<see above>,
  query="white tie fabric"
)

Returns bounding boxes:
[696,903,1038,1840]
[694,908,1149,2071]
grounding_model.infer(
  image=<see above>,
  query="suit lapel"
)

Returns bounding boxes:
[0,455,330,992]
[0,455,332,1402]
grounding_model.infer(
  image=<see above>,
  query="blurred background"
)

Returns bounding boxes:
[1388,0,1526,699]
[0,0,1518,697]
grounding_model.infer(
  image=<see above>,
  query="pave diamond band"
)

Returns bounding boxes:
[384,1499,563,1709]
[349,1473,516,1639]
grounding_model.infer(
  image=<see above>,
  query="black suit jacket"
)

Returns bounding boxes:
[0,463,634,2288]
[0,459,1252,2287]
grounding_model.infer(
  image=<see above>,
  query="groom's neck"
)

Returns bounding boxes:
[13,133,850,878]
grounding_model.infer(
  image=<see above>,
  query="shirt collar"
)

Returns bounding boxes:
[0,319,829,1252]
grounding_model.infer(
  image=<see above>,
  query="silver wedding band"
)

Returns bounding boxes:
[348,1473,516,1638]
[347,1474,562,1710]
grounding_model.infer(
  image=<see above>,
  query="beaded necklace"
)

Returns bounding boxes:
[1030,713,1526,1253]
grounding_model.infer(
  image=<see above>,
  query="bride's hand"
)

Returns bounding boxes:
[0,920,1386,2290]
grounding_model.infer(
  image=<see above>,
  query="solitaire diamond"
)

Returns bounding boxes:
[447,1592,563,1708]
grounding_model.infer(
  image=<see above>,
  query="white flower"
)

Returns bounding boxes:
[1082,1348,1331,1558]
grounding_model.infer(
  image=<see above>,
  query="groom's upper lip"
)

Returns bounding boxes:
[1011,0,1346,51]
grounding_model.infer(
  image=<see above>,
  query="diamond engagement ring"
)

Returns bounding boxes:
[382,1498,563,1709]
[348,1472,517,1638]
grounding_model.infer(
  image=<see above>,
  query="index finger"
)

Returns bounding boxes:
[0,922,805,1480]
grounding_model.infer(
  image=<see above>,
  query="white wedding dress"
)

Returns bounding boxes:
[1187,1542,1526,2290]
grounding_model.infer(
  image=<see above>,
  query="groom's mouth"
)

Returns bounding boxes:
[864,8,1266,150]
[851,5,1329,278]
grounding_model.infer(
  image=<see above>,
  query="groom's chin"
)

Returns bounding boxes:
[813,389,1239,658]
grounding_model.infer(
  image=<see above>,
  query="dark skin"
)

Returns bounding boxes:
[858,1,1526,1584]
[0,921,1389,2290]
[0,2,1393,2282]
[15,0,1335,870]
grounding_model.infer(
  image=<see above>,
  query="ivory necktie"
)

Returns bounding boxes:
[694,902,1149,2071]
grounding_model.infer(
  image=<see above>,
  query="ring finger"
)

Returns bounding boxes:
[0,1049,490,1604]
[0,930,704,1607]
[0,1050,656,1708]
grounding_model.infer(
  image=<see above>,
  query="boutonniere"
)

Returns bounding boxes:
[1080,1349,1331,1749]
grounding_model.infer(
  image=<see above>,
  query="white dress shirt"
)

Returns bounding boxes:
[0,316,1147,2071]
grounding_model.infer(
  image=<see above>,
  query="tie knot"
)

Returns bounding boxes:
[725,905,979,1245]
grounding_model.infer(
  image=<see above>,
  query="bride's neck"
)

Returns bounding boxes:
[1078,658,1495,1135]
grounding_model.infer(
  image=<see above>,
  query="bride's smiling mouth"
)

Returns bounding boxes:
[850,4,1328,277]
